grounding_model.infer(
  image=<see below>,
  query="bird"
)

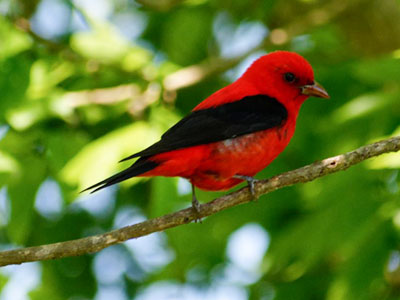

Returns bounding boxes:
[83,51,329,216]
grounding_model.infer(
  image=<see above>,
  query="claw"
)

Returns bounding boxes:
[234,175,259,200]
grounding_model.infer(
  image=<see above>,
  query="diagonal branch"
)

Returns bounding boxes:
[0,136,399,267]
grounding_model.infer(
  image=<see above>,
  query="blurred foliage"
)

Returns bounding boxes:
[0,0,399,299]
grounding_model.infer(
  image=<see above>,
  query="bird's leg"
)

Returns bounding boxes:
[234,174,259,200]
[191,184,202,223]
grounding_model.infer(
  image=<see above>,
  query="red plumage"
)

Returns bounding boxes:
[142,126,294,191]
[84,51,329,198]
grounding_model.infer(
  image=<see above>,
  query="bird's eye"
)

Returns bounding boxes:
[284,72,296,83]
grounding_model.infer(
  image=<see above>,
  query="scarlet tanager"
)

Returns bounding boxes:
[84,51,329,214]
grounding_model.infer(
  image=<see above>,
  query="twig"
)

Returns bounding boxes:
[0,136,399,267]
[63,84,141,107]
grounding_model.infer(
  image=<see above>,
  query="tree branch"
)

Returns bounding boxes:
[0,136,399,267]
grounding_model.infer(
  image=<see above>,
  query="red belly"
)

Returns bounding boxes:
[190,126,292,190]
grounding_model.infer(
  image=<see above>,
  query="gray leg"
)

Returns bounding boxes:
[191,184,202,223]
[234,175,259,199]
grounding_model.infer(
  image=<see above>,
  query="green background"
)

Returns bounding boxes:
[0,0,399,299]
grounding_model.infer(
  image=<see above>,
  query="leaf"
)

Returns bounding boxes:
[0,129,47,244]
[0,273,8,293]
[7,156,46,244]
[353,57,400,85]
[0,16,32,60]
[30,258,96,300]
[61,122,161,192]
[367,127,400,169]
[326,222,392,300]
[161,7,213,65]
[71,20,151,69]
[0,150,19,177]
[266,167,383,276]
[148,176,180,218]
[0,53,32,122]
[331,91,398,124]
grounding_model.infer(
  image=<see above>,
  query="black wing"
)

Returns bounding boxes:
[121,94,288,161]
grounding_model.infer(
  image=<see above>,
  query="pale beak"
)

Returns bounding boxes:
[301,81,330,99]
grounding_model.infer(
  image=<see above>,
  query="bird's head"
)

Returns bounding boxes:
[242,51,329,109]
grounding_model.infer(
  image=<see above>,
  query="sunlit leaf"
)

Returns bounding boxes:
[367,127,400,169]
[61,122,161,192]
[331,91,398,123]
[0,16,32,60]
[0,150,19,176]
[71,21,132,64]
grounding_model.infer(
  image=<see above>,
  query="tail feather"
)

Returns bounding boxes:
[119,153,140,163]
[81,158,159,193]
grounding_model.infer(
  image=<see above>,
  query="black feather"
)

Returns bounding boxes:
[82,158,158,193]
[120,94,287,162]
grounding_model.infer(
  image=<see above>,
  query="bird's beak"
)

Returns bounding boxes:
[301,81,330,99]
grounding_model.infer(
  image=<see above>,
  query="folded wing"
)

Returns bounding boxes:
[121,94,288,162]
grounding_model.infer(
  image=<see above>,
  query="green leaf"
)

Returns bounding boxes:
[161,7,213,65]
[367,127,400,169]
[30,258,96,300]
[0,53,32,122]
[7,155,46,244]
[353,57,400,85]
[331,91,398,124]
[0,273,8,292]
[0,150,19,179]
[0,16,32,60]
[61,122,161,192]
[148,176,180,218]
[71,20,151,69]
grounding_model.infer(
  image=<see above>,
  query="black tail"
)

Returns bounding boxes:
[81,158,159,193]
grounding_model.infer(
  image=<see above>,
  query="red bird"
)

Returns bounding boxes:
[84,51,329,213]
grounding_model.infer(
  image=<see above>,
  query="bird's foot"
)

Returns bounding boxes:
[191,185,202,223]
[234,175,259,200]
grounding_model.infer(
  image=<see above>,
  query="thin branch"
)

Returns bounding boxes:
[63,84,141,107]
[0,136,399,267]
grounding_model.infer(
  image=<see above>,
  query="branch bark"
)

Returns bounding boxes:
[1,136,399,267]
